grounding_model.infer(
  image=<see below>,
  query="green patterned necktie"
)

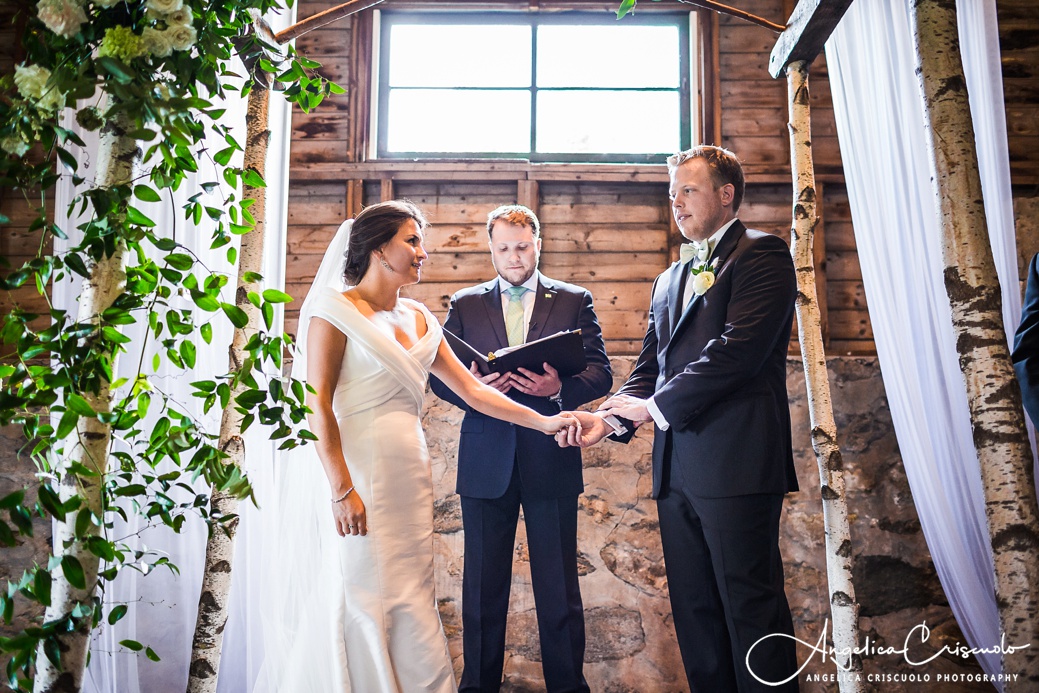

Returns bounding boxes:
[505,286,529,347]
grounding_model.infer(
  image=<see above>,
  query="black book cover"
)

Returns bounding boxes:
[443,329,587,378]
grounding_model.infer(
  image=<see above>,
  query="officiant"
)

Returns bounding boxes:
[430,204,611,692]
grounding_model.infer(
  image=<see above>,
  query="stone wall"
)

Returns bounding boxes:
[0,356,995,691]
[426,356,991,692]
[0,424,50,677]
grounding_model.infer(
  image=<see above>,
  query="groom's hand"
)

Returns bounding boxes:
[512,363,561,398]
[599,394,652,424]
[555,410,610,448]
[472,362,513,393]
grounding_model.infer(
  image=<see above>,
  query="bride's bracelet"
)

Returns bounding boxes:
[331,486,355,504]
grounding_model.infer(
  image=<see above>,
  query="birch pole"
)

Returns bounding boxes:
[786,59,862,690]
[34,111,138,693]
[186,58,272,692]
[910,0,1039,687]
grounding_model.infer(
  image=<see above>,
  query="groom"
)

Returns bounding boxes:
[561,146,800,692]
[430,204,611,692]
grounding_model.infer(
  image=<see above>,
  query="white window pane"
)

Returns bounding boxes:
[388,25,531,88]
[537,25,680,88]
[386,89,531,153]
[536,91,680,154]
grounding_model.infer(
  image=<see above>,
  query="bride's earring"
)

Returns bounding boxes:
[380,258,393,271]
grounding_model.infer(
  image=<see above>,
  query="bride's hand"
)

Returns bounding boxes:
[541,412,581,437]
[332,490,367,537]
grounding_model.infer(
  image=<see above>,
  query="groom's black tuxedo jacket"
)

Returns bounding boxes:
[430,274,612,499]
[615,221,799,499]
[1013,253,1039,426]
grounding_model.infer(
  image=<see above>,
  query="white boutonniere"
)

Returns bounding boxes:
[690,257,719,296]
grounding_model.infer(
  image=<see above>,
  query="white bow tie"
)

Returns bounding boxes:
[679,239,712,264]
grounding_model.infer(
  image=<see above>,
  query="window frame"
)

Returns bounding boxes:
[374,10,693,164]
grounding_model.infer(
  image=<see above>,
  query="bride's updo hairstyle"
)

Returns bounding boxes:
[342,200,428,284]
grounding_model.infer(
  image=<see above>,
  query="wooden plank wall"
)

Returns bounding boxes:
[283,0,878,355]
[998,0,1039,186]
[0,5,51,334]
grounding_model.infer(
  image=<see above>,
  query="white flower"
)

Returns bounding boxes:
[691,271,716,296]
[1,134,30,157]
[14,65,50,100]
[36,0,87,38]
[144,0,183,13]
[165,7,192,25]
[167,22,197,51]
[14,64,64,111]
[95,0,123,7]
[141,27,173,58]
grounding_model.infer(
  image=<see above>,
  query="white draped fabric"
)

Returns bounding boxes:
[52,10,293,691]
[826,0,1023,682]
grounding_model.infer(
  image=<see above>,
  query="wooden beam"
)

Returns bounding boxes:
[768,0,854,78]
[517,180,540,216]
[702,11,722,146]
[676,0,784,32]
[274,0,385,44]
[347,9,374,163]
[346,179,364,217]
[380,178,394,202]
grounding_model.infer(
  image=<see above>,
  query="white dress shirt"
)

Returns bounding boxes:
[498,271,541,343]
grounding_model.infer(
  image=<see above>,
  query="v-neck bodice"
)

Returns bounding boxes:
[306,288,442,419]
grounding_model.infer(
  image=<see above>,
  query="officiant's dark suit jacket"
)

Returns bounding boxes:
[430,273,610,692]
[611,220,799,692]
[430,274,611,499]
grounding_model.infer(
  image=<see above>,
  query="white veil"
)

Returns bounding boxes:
[253,219,353,693]
[293,218,355,379]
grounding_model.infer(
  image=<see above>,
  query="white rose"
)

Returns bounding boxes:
[144,0,183,13]
[691,271,715,296]
[167,22,197,51]
[141,27,173,58]
[1,134,30,157]
[14,65,50,100]
[36,0,87,38]
[165,7,192,25]
[14,64,64,111]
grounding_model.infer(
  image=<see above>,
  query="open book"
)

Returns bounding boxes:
[444,329,587,378]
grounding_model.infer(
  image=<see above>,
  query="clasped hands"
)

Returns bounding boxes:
[553,394,653,448]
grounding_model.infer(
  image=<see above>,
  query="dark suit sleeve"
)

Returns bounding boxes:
[1013,253,1039,426]
[559,289,612,410]
[429,294,472,412]
[652,234,795,430]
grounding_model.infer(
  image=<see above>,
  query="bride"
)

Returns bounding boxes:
[256,200,577,692]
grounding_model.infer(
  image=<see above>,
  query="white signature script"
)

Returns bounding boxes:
[745,619,1032,686]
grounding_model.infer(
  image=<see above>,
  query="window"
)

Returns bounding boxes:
[375,12,691,163]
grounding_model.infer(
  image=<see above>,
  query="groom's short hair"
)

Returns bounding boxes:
[667,145,746,213]
[486,204,541,238]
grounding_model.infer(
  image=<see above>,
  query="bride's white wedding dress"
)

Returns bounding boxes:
[263,287,456,692]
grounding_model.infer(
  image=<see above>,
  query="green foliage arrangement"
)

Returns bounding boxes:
[0,0,337,688]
